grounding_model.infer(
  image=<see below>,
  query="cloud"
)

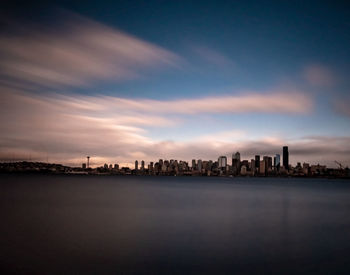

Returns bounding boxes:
[103,91,313,115]
[0,88,346,168]
[333,97,350,117]
[303,64,335,87]
[0,13,180,89]
[191,46,235,68]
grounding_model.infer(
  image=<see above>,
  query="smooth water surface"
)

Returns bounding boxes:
[1,174,350,274]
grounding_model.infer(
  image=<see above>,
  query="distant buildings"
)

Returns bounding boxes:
[3,145,348,178]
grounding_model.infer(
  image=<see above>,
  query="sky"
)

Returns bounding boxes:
[0,0,350,167]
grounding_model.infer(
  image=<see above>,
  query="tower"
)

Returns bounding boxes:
[87,156,90,168]
[283,146,289,170]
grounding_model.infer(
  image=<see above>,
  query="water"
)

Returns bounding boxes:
[1,174,350,274]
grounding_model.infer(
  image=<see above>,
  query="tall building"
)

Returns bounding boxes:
[255,155,260,173]
[259,160,266,175]
[197,159,202,171]
[192,159,196,170]
[135,160,138,171]
[141,160,145,170]
[250,159,255,175]
[274,154,280,171]
[218,156,227,169]
[263,156,272,172]
[283,146,289,170]
[232,152,241,175]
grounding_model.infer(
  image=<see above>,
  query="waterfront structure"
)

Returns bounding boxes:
[283,146,289,170]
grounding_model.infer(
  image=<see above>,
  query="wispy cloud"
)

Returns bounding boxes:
[191,45,235,68]
[0,13,180,89]
[103,91,312,115]
[1,88,344,167]
[333,97,350,117]
[303,64,335,87]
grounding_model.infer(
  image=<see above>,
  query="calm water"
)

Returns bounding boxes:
[1,174,350,274]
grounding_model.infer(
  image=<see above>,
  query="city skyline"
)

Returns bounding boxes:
[1,1,350,168]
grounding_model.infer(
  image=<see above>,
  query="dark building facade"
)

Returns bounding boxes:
[283,146,289,170]
[255,155,260,173]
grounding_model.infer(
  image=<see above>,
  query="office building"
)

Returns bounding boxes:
[232,152,241,175]
[274,154,280,171]
[197,159,202,171]
[255,155,260,173]
[283,146,289,170]
[192,159,196,170]
[218,156,227,169]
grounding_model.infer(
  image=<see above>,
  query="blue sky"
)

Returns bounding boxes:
[0,0,349,167]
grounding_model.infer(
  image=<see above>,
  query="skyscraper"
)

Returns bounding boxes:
[232,152,241,175]
[274,154,280,171]
[135,160,138,171]
[283,146,289,170]
[141,160,145,170]
[255,155,260,173]
[218,156,227,169]
[192,159,196,170]
[197,159,202,171]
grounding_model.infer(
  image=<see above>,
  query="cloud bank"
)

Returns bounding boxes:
[0,14,180,88]
[1,89,347,167]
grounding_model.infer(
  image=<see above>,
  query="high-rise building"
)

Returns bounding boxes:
[197,159,202,171]
[135,160,138,171]
[192,159,196,170]
[283,146,289,170]
[255,155,260,173]
[274,154,280,171]
[263,156,272,172]
[218,156,227,169]
[259,160,266,175]
[141,160,145,170]
[250,159,255,175]
[232,152,241,175]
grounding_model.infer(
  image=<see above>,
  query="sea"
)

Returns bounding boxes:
[1,174,350,274]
